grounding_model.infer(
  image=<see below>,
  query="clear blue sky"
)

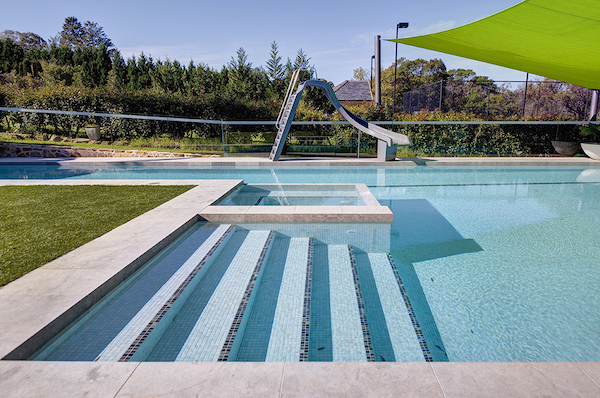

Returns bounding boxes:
[1,0,535,85]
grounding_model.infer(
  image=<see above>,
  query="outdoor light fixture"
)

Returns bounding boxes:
[371,55,375,92]
[393,22,409,114]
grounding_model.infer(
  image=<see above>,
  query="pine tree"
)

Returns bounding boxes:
[266,41,284,81]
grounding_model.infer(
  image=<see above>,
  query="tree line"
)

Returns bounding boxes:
[0,17,317,104]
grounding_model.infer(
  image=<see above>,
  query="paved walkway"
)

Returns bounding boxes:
[1,156,600,397]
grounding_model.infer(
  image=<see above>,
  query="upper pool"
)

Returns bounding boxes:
[4,164,600,362]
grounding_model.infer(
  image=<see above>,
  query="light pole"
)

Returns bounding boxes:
[393,22,409,114]
[370,55,375,95]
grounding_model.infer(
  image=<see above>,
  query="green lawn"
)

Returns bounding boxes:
[0,185,194,287]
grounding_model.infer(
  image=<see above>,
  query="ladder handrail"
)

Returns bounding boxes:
[276,69,306,129]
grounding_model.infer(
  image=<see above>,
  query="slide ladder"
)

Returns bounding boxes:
[269,75,411,161]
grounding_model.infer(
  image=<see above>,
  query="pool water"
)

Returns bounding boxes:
[7,165,600,362]
[215,184,366,206]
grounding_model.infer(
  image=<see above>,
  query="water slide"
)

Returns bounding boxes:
[269,79,411,161]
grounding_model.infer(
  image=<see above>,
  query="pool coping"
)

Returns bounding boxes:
[2,155,600,166]
[1,157,600,397]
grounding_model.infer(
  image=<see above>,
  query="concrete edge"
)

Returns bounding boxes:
[2,156,600,167]
[199,205,393,223]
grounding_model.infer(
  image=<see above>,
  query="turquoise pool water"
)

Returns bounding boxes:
[216,184,366,206]
[6,165,600,362]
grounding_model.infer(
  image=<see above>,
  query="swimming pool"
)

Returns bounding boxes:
[5,164,600,362]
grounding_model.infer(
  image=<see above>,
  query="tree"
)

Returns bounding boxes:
[226,47,270,101]
[0,30,47,50]
[266,41,284,81]
[352,67,369,81]
[0,38,24,74]
[53,17,113,50]
[381,57,448,108]
[291,48,311,71]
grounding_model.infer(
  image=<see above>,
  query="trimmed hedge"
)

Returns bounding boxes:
[1,85,585,156]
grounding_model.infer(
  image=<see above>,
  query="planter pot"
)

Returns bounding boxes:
[581,142,600,160]
[85,126,101,141]
[551,141,579,156]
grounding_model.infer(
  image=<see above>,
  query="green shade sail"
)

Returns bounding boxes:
[390,0,600,89]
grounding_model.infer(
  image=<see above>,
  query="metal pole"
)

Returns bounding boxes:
[393,23,409,114]
[522,72,529,117]
[370,55,375,98]
[221,120,226,156]
[438,80,443,111]
[374,36,381,107]
[393,32,398,114]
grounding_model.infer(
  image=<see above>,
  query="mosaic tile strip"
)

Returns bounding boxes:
[116,225,235,362]
[145,229,250,362]
[328,245,367,362]
[91,224,233,362]
[308,242,333,361]
[234,236,290,361]
[218,230,275,361]
[300,238,313,362]
[175,230,272,362]
[367,253,424,362]
[386,253,433,362]
[347,245,375,362]
[265,238,309,362]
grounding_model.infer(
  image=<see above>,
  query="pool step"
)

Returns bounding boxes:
[94,224,236,361]
[34,225,427,363]
[33,223,232,361]
[234,242,425,363]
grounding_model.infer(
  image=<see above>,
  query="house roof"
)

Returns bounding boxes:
[390,0,600,89]
[333,80,373,102]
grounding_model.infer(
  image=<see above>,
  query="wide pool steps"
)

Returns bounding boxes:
[33,224,428,363]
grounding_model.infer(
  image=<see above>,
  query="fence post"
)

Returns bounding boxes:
[221,120,227,156]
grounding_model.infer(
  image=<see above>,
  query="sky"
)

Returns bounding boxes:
[0,0,538,85]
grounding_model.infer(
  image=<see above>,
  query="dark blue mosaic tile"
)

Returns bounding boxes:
[352,248,396,362]
[308,242,333,362]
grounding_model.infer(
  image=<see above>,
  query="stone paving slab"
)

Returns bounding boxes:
[116,362,283,398]
[281,362,443,397]
[200,205,393,223]
[2,361,600,397]
[431,362,600,398]
[0,361,139,398]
